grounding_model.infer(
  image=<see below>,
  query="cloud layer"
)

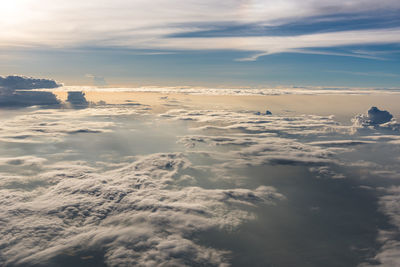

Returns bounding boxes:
[1,99,400,266]
[0,152,283,266]
[43,85,400,95]
[2,1,400,59]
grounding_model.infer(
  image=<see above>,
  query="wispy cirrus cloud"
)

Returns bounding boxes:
[1,0,400,60]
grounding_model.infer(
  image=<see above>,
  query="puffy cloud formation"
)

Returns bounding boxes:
[161,107,400,266]
[0,75,61,107]
[67,91,90,109]
[0,90,61,107]
[0,152,283,266]
[0,106,150,143]
[1,102,400,266]
[2,104,351,266]
[0,76,96,109]
[172,107,400,267]
[166,109,355,179]
[0,75,60,90]
[162,108,347,136]
[352,107,399,131]
[367,107,393,124]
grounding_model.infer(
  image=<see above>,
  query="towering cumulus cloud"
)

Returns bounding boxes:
[352,107,399,131]
[0,75,61,107]
[67,92,90,109]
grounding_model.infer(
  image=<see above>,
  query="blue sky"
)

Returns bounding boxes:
[1,0,400,87]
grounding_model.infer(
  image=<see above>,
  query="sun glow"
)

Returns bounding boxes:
[0,1,29,25]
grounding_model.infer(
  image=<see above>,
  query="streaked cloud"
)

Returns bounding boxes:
[1,1,400,60]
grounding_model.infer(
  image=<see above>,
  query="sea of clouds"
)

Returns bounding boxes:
[35,85,400,96]
[1,76,400,266]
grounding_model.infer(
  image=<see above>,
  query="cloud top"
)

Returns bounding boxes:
[66,91,89,109]
[1,99,400,265]
[0,152,283,266]
[0,75,61,107]
[367,107,393,125]
[352,106,399,131]
[0,75,60,90]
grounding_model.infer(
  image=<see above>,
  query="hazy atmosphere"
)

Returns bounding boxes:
[1,1,400,267]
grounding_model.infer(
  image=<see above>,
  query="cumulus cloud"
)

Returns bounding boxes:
[352,106,399,131]
[164,109,348,137]
[0,75,61,107]
[0,153,283,266]
[66,91,90,109]
[0,91,61,108]
[0,75,60,90]
[2,99,400,266]
[161,106,400,265]
[165,107,397,173]
[166,109,357,169]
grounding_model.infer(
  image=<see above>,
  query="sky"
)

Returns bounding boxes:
[1,0,400,87]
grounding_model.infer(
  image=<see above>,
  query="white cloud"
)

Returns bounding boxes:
[143,28,400,57]
[360,187,400,266]
[0,153,283,266]
[1,1,400,58]
[161,107,400,265]
[38,85,400,95]
[0,108,134,143]
[1,99,400,265]
[165,109,356,168]
[352,106,400,132]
